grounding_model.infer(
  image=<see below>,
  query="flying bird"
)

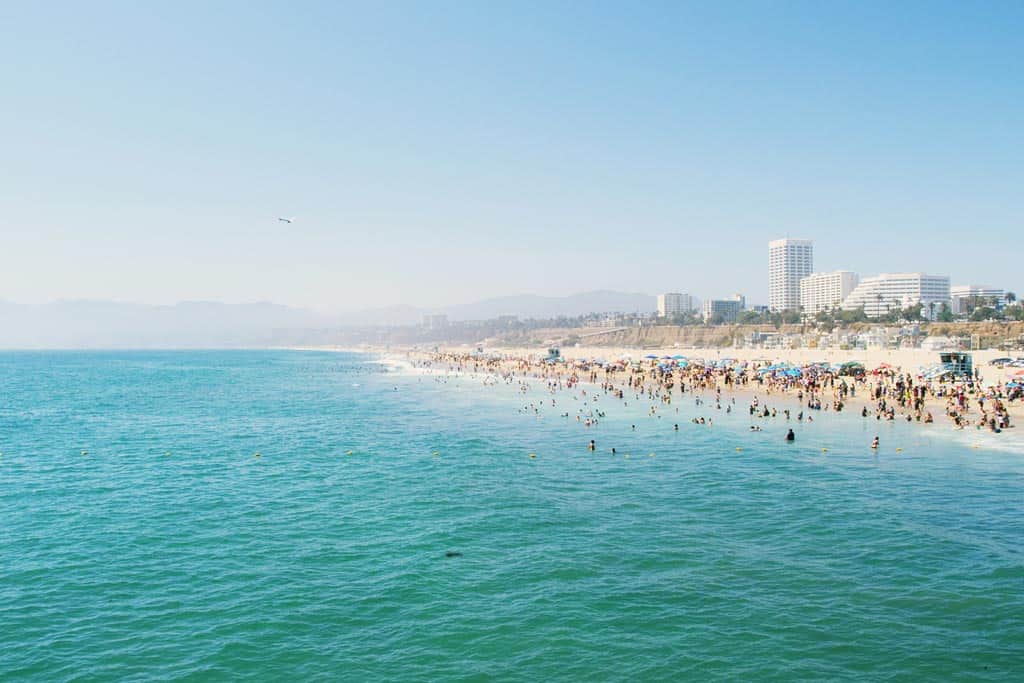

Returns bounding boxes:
[277,216,296,224]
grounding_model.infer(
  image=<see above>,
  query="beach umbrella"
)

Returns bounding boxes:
[672,354,686,359]
[645,354,659,359]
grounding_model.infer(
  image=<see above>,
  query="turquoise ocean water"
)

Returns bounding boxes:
[1,350,1022,681]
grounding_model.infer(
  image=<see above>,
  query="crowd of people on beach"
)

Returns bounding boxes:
[411,351,1019,445]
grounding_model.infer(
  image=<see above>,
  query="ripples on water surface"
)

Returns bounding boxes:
[1,351,1022,681]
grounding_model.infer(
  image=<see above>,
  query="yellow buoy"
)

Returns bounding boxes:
[649,453,655,457]
[529,453,536,458]
[346,450,354,455]
[896,448,902,452]
[735,447,743,452]
[254,452,261,457]
[822,448,828,452]
[81,450,88,455]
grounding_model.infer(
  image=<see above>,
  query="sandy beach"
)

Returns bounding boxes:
[393,343,1024,450]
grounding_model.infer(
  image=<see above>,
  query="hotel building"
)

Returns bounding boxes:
[799,271,860,315]
[950,285,1005,315]
[841,273,950,318]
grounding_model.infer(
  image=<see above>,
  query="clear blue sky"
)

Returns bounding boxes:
[1,1,1021,312]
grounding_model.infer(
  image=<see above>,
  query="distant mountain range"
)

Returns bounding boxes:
[0,291,656,348]
[339,290,656,326]
[442,290,655,321]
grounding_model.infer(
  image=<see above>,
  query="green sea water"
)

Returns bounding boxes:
[1,350,1022,681]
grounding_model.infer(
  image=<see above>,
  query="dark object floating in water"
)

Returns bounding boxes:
[445,551,463,558]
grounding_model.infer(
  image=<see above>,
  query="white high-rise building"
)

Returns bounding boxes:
[841,273,950,318]
[799,271,859,315]
[950,285,1005,315]
[657,292,692,317]
[768,238,813,312]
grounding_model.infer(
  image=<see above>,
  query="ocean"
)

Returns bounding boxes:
[1,350,1022,681]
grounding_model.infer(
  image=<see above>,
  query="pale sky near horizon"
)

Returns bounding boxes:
[1,1,1021,313]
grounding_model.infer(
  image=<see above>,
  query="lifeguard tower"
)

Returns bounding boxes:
[939,352,973,377]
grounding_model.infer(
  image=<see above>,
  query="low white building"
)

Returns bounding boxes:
[656,292,693,317]
[950,285,1004,315]
[841,273,950,319]
[921,336,960,351]
[799,271,859,315]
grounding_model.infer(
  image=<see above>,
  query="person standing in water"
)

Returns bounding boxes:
[786,428,795,442]
[871,436,879,449]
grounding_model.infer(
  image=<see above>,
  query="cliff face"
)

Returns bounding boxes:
[487,321,1024,349]
[926,321,1024,338]
[492,324,808,348]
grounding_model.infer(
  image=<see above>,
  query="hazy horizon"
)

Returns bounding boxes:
[2,3,1021,311]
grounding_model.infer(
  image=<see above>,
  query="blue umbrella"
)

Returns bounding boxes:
[645,354,659,359]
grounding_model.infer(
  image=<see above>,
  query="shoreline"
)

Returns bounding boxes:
[388,345,1024,452]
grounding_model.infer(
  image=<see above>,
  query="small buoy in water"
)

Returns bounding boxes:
[165,451,171,456]
[649,453,655,457]
[432,451,439,456]
[346,450,354,455]
[254,452,261,458]
[822,448,828,452]
[896,448,902,452]
[735,447,743,452]
[445,551,463,558]
[529,453,536,458]
[81,450,88,455]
